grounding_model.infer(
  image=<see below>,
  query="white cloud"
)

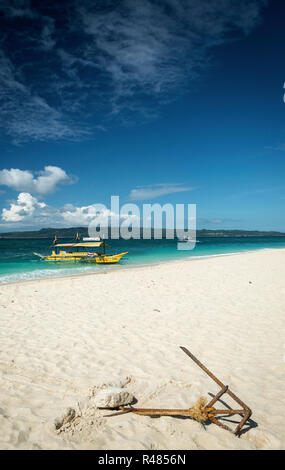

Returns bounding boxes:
[33,166,73,195]
[265,144,285,151]
[2,192,46,222]
[129,183,194,201]
[60,204,137,226]
[0,0,36,19]
[39,17,56,51]
[0,197,140,228]
[0,166,75,195]
[0,1,266,142]
[0,51,90,143]
[77,0,267,114]
[210,219,223,224]
[60,204,116,225]
[0,169,34,193]
[198,217,241,225]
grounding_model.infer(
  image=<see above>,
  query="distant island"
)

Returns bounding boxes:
[0,227,284,239]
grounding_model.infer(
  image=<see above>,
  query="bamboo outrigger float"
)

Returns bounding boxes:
[34,236,127,265]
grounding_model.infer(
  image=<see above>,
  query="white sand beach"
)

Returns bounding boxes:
[0,249,284,450]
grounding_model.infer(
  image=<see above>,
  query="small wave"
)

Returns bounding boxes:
[0,265,102,284]
[187,251,248,260]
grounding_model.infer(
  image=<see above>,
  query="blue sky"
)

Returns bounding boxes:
[0,0,284,232]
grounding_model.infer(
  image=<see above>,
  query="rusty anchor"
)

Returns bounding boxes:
[105,346,252,436]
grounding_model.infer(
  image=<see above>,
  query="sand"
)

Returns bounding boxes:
[0,248,284,450]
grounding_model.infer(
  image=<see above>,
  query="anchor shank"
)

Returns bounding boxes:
[180,347,250,412]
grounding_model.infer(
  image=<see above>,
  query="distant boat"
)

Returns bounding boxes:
[178,235,192,242]
[178,236,200,243]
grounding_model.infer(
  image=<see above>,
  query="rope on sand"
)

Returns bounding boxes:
[119,397,214,422]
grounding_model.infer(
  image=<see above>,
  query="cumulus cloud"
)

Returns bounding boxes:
[2,192,46,222]
[129,183,194,201]
[60,204,117,226]
[1,197,139,228]
[0,166,75,195]
[61,204,138,226]
[0,0,267,143]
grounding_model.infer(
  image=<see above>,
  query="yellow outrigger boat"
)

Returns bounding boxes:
[34,240,127,265]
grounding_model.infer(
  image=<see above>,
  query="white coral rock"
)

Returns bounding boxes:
[93,387,134,408]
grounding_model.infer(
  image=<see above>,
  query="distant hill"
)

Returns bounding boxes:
[197,229,285,237]
[0,227,90,239]
[0,227,284,239]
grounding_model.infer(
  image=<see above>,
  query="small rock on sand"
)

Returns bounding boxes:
[92,387,134,408]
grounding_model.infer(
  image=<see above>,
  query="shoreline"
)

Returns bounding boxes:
[1,246,285,288]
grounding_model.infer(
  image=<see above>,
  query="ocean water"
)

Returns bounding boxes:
[0,236,285,284]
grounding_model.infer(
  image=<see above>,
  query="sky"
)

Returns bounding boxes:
[0,0,284,232]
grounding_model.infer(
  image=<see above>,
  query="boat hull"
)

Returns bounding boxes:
[34,252,128,264]
[94,252,128,264]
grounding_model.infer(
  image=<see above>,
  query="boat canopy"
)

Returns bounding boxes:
[55,242,108,248]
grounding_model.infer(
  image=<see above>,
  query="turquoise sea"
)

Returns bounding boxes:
[0,236,285,284]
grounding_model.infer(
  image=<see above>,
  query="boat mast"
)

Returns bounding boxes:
[75,232,80,251]
[53,235,58,254]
